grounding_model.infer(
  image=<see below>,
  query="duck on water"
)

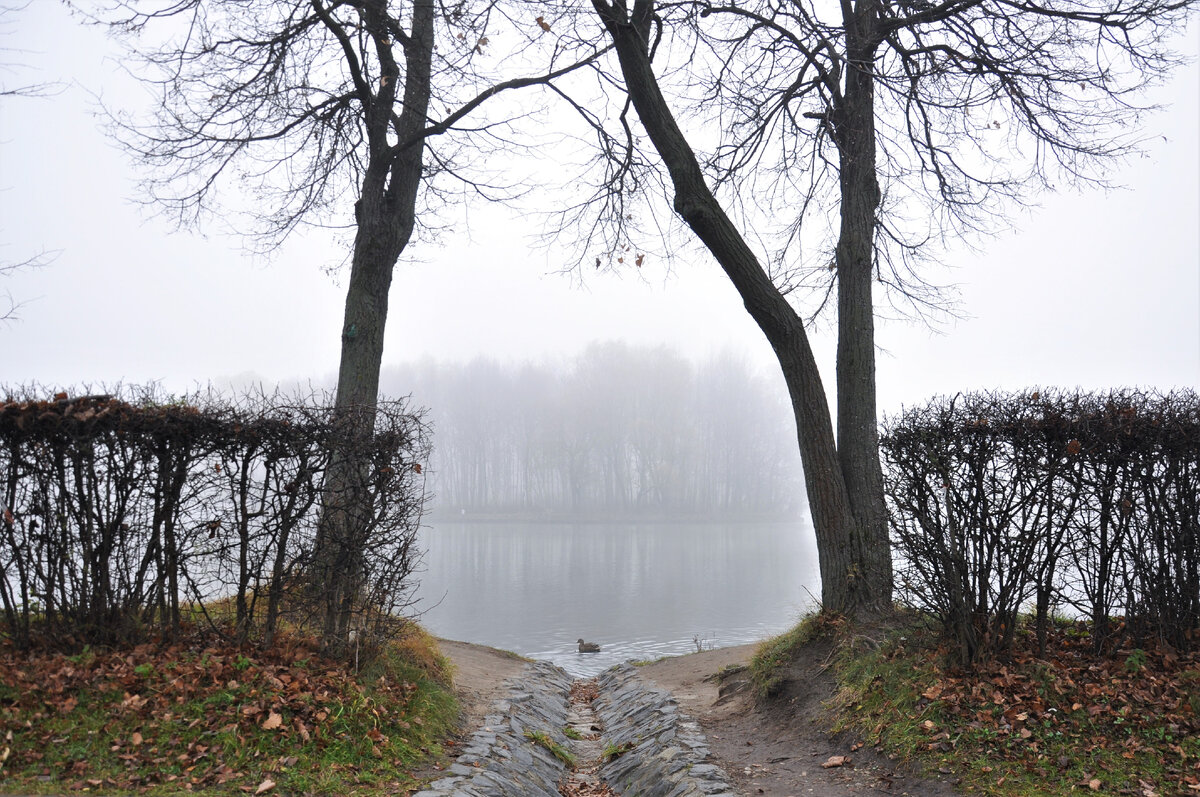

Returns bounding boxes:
[577,639,600,653]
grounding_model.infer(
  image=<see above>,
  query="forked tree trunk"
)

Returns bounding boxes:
[592,0,893,613]
[313,0,436,651]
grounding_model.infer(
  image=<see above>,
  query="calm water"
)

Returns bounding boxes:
[413,519,820,676]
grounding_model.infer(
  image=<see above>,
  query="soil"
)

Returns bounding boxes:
[437,638,962,797]
[437,638,530,730]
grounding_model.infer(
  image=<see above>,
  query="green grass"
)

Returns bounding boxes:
[749,611,834,698]
[0,625,461,795]
[820,617,1200,796]
[601,740,635,762]
[523,729,576,766]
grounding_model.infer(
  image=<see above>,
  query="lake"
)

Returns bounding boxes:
[413,518,820,676]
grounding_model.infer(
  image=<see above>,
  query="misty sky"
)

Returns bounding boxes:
[1,4,1197,417]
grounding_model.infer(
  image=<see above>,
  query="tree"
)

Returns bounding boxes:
[1,2,60,324]
[98,0,602,647]
[0,255,47,325]
[585,0,1194,613]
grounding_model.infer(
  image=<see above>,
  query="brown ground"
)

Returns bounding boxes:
[437,638,530,728]
[437,638,961,797]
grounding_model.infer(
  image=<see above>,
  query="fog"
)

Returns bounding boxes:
[383,342,804,518]
[1,5,1196,463]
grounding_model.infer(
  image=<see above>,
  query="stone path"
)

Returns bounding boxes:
[414,660,736,797]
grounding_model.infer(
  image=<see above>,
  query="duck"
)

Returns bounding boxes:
[577,638,601,653]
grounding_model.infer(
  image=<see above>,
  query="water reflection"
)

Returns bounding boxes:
[414,519,820,677]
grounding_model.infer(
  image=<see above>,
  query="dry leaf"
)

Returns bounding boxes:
[255,778,276,794]
[131,732,143,746]
[535,15,552,31]
[262,711,283,730]
[821,755,850,768]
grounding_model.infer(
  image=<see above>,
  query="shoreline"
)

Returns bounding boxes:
[423,510,805,525]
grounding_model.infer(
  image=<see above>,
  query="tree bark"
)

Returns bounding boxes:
[314,0,436,649]
[591,0,888,613]
[831,3,893,612]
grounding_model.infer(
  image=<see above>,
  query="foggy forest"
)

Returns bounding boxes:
[381,342,804,518]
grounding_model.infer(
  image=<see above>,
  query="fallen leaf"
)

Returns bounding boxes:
[262,711,283,730]
[131,732,143,746]
[821,755,850,768]
[255,778,276,794]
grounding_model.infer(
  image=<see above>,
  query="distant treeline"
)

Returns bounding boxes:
[380,343,804,518]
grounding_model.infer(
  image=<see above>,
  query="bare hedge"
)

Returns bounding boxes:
[0,386,429,651]
[881,388,1199,664]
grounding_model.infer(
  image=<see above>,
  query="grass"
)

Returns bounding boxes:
[600,740,635,763]
[753,611,1200,796]
[0,622,461,795]
[749,611,837,699]
[523,730,576,766]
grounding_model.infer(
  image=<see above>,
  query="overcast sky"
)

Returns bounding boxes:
[2,3,1197,417]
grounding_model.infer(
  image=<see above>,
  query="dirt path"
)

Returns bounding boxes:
[437,639,529,731]
[437,638,961,797]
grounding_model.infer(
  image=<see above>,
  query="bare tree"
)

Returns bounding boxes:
[95,0,605,647]
[1,2,61,323]
[1,2,63,99]
[584,0,1194,613]
[0,255,49,324]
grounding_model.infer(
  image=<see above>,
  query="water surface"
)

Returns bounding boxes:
[414,519,819,676]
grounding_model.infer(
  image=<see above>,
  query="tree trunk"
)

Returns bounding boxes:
[831,13,893,613]
[592,0,884,613]
[313,0,435,651]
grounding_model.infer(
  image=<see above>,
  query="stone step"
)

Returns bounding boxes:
[414,659,735,797]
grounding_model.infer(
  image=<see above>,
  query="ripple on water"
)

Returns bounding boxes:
[527,633,760,677]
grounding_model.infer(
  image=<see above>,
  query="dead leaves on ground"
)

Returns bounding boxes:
[558,778,617,796]
[873,626,1200,794]
[570,678,600,704]
[0,632,424,792]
